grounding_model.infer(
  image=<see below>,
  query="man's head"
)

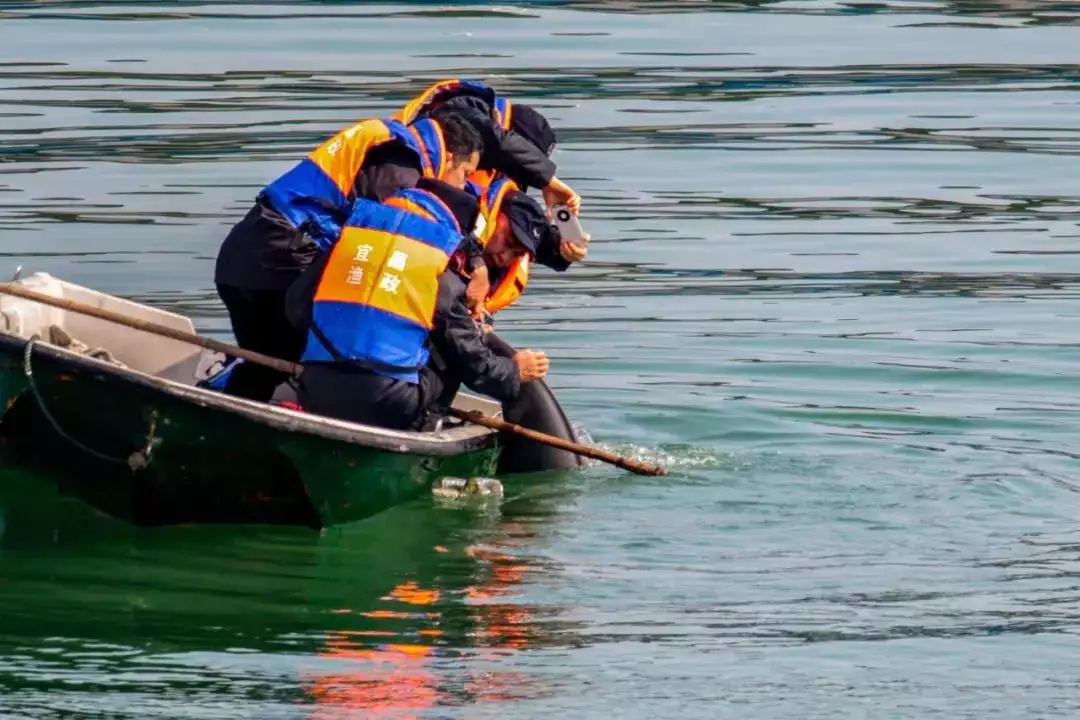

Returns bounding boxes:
[438,114,483,189]
[510,103,557,158]
[484,191,559,270]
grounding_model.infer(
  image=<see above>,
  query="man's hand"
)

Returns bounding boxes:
[513,349,549,382]
[465,265,490,318]
[542,176,580,215]
[559,233,589,263]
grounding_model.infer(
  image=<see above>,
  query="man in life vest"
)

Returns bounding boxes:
[394,79,580,215]
[396,79,590,319]
[466,176,590,319]
[213,113,484,403]
[294,178,549,431]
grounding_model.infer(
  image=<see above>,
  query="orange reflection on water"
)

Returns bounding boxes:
[306,641,439,720]
[305,530,547,717]
[463,542,535,650]
[305,580,442,720]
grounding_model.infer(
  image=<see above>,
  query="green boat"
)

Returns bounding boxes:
[0,273,582,528]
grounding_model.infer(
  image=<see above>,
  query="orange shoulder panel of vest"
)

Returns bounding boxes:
[405,121,448,180]
[493,98,513,131]
[307,119,393,197]
[393,79,463,123]
[486,254,530,313]
[467,168,497,191]
[428,120,447,179]
[384,196,436,222]
[315,228,451,329]
[479,179,518,246]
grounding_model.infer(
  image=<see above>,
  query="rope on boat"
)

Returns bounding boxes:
[23,337,134,467]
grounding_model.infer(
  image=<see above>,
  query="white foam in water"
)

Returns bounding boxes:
[572,424,726,472]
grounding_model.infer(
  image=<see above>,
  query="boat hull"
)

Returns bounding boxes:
[0,335,500,528]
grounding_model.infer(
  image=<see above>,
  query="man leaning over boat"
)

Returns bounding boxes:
[286,174,550,431]
[467,173,590,322]
[213,79,579,405]
[213,112,484,403]
[395,79,584,314]
[394,78,580,215]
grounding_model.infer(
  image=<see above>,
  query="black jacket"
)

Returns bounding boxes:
[428,96,556,191]
[215,143,423,291]
[428,271,520,402]
[352,142,423,204]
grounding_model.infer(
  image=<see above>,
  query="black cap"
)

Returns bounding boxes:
[416,177,480,233]
[504,190,560,257]
[510,103,557,157]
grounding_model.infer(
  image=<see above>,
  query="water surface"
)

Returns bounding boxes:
[3,1,1080,717]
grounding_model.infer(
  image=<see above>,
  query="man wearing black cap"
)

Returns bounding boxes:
[411,181,555,429]
[399,80,580,213]
[487,190,581,274]
[432,100,575,205]
[291,177,550,431]
[458,178,588,321]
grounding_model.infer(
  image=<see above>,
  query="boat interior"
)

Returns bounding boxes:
[0,273,500,442]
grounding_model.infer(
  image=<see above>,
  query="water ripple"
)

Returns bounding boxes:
[4,1,1080,718]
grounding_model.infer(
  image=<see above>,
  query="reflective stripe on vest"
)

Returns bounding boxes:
[491,97,513,132]
[302,189,463,382]
[478,176,518,247]
[404,118,447,181]
[393,78,497,124]
[260,118,422,249]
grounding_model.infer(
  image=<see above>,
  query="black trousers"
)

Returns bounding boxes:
[216,284,308,402]
[297,364,450,431]
[296,333,517,430]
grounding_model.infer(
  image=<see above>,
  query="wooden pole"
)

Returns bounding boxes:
[0,282,669,476]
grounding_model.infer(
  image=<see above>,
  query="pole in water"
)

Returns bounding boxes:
[0,281,669,476]
[448,408,668,476]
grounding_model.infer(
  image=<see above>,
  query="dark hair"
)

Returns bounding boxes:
[439,114,484,162]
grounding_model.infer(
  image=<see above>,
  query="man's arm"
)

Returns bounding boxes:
[535,233,573,272]
[457,233,486,274]
[431,98,556,191]
[430,273,521,401]
[456,233,491,316]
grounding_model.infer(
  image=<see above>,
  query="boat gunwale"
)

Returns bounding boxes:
[0,331,500,458]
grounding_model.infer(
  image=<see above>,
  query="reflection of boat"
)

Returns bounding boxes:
[0,465,581,715]
[0,273,579,528]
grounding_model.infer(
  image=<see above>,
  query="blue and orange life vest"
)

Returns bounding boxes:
[394,78,512,132]
[260,117,450,251]
[394,79,514,191]
[474,176,531,315]
[301,188,464,382]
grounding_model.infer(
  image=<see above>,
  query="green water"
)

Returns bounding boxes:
[4,1,1080,717]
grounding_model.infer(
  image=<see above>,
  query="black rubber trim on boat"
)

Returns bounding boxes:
[0,334,497,457]
[485,333,586,474]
